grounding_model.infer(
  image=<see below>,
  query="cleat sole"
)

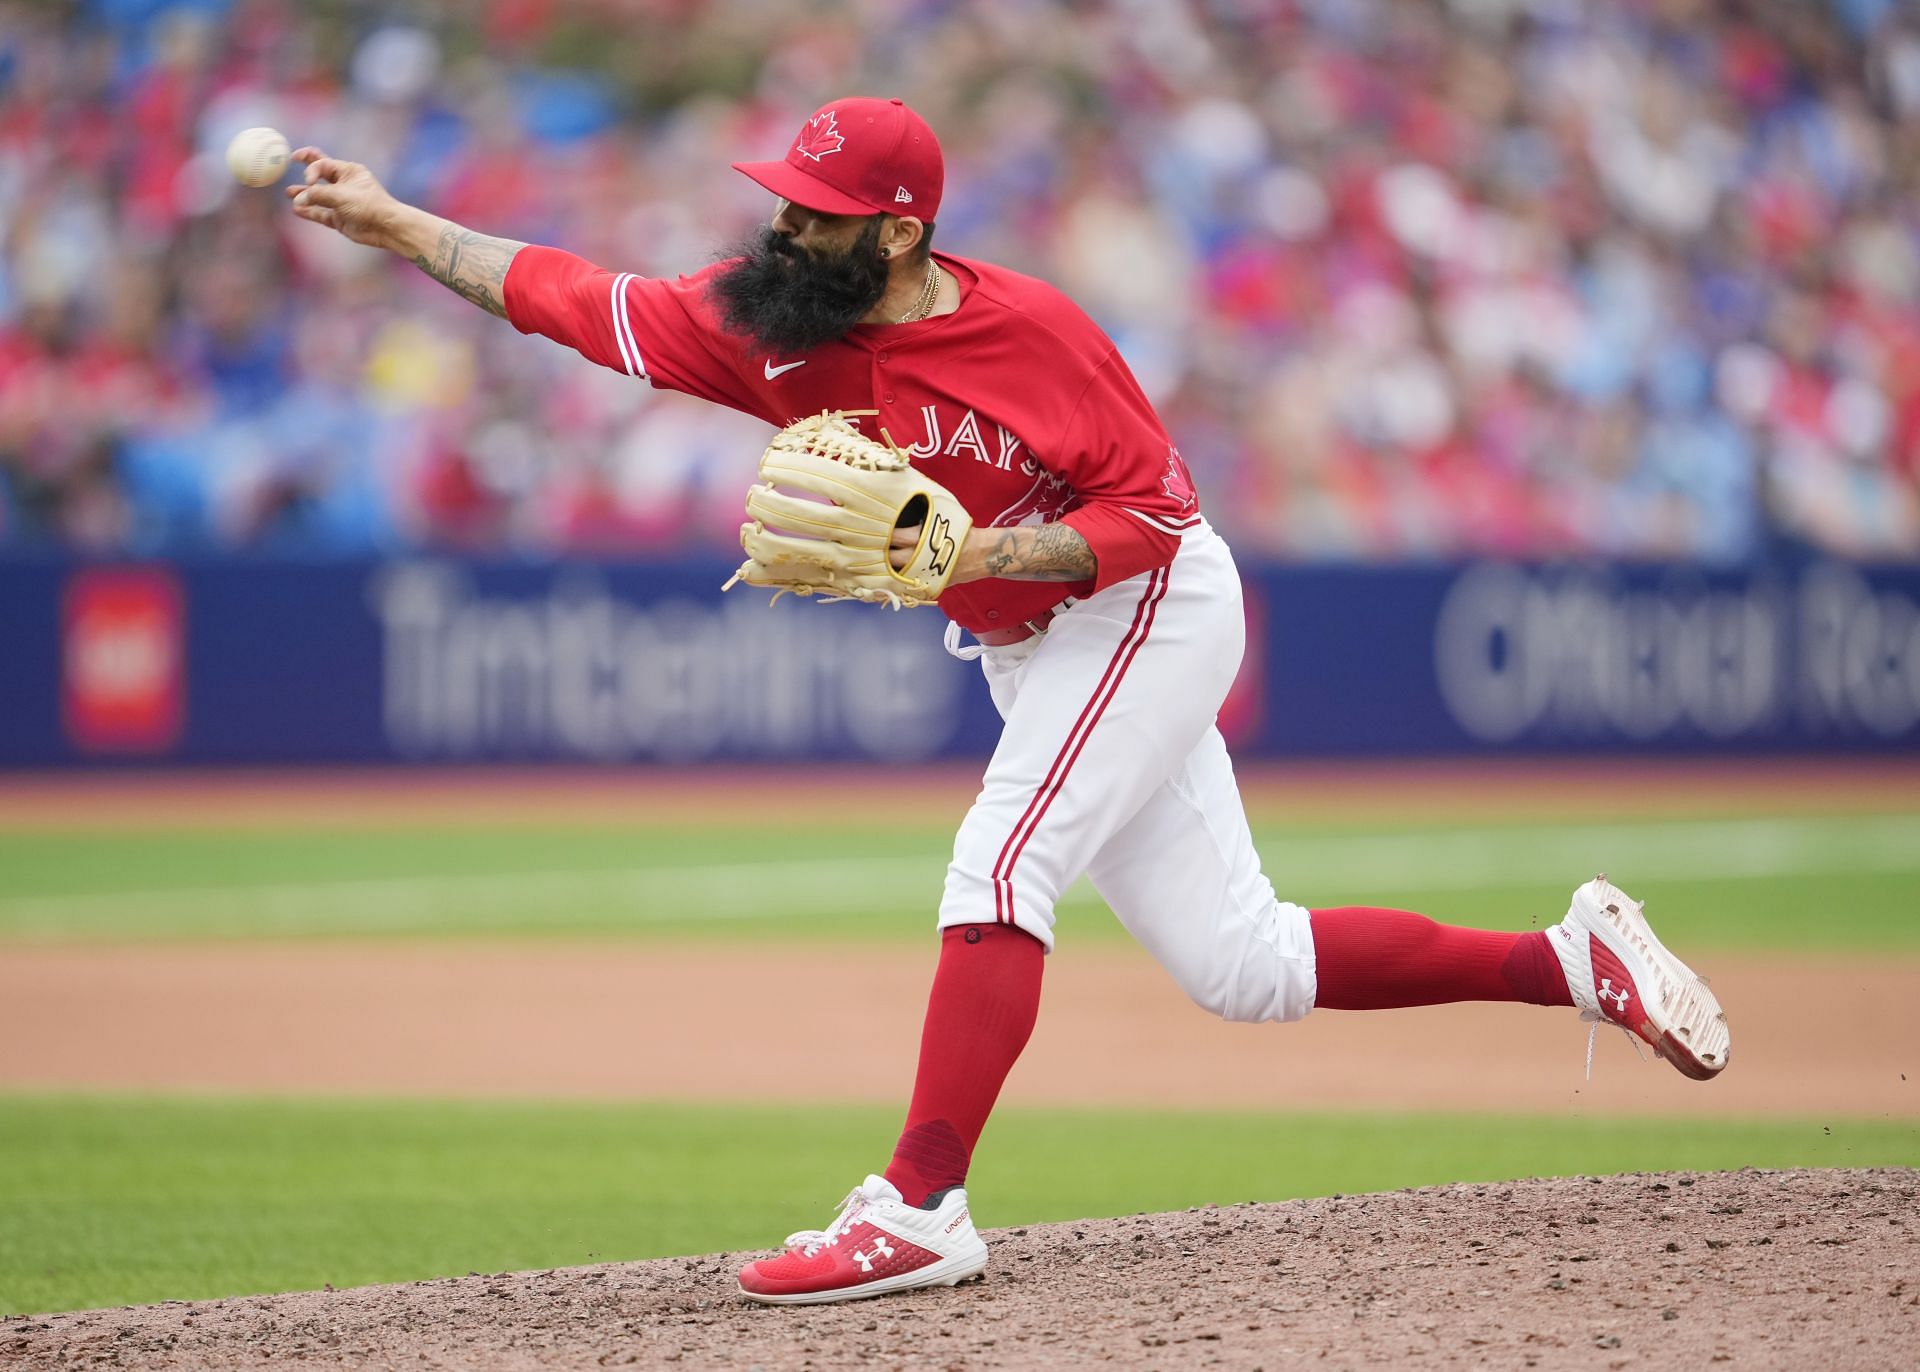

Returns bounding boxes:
[1590,882,1731,1080]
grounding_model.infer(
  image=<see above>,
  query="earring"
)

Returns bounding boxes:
[880,248,891,258]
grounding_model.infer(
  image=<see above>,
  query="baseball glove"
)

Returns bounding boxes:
[723,410,974,608]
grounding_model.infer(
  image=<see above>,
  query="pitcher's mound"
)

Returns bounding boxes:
[11,1168,1915,1369]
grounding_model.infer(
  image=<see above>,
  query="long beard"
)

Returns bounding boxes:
[707,220,890,355]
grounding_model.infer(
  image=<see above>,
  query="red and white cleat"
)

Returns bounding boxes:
[738,1175,988,1306]
[1548,876,1731,1081]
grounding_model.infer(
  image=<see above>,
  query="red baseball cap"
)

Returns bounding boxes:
[733,97,943,222]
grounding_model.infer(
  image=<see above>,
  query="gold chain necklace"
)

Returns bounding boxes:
[898,260,942,323]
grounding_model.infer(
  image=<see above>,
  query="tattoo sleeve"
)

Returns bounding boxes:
[409,225,526,318]
[979,522,1097,581]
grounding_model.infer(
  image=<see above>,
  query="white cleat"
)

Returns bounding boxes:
[737,1175,988,1305]
[1547,875,1731,1081]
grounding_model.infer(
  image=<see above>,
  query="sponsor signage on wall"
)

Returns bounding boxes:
[367,564,966,763]
[59,567,185,754]
[0,556,1916,766]
[1430,563,1920,746]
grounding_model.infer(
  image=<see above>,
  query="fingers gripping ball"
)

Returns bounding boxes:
[226,127,291,187]
[724,411,974,608]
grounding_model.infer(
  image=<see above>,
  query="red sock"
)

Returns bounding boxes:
[1309,906,1572,1010]
[885,924,1044,1208]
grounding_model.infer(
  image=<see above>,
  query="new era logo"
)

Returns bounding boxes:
[895,186,913,203]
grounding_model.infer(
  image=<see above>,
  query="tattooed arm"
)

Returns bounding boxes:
[399,222,525,317]
[284,147,525,317]
[932,523,1097,585]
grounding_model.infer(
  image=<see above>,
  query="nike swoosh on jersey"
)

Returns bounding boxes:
[764,358,807,379]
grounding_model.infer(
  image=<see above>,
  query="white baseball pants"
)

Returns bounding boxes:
[939,527,1318,1024]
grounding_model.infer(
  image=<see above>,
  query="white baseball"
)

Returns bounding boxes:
[226,127,291,188]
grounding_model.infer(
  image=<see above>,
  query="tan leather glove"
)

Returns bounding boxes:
[723,410,974,608]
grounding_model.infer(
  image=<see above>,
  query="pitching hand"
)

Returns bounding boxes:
[284,148,402,249]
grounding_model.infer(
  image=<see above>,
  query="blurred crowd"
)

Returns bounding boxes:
[2,0,1918,563]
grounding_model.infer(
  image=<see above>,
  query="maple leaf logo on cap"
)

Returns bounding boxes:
[795,109,845,162]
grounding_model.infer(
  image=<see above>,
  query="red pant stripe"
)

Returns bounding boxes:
[991,565,1170,924]
[997,568,1170,906]
[991,571,1159,921]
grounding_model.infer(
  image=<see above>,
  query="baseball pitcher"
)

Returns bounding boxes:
[286,96,1731,1306]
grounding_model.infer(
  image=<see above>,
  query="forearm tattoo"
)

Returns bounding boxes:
[980,522,1096,581]
[410,226,524,318]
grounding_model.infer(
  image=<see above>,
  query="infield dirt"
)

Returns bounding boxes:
[9,1168,1914,1370]
[3,757,1918,830]
[2,942,1915,1117]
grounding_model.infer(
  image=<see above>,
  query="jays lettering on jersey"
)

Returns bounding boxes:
[503,246,1204,633]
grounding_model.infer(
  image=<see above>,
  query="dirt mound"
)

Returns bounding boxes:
[9,1169,1915,1370]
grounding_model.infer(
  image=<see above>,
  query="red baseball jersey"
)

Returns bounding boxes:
[503,246,1203,633]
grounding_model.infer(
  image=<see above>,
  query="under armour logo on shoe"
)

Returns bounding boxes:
[1597,978,1632,1012]
[853,1235,895,1272]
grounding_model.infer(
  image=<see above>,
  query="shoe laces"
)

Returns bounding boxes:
[1580,1014,1650,1081]
[785,1185,875,1258]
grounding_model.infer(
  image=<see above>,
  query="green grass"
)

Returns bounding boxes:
[1,1094,1914,1314]
[1,809,1917,949]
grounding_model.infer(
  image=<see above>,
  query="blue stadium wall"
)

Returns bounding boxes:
[2,556,1917,766]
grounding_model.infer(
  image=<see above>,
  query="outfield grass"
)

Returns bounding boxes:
[1,1095,1914,1315]
[0,808,1917,949]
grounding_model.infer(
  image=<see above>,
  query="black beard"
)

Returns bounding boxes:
[707,220,890,355]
